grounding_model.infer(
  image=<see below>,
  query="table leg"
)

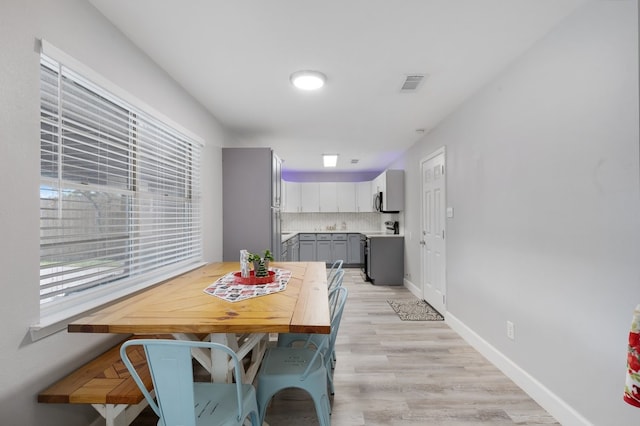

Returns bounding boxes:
[172,332,267,383]
[209,333,235,382]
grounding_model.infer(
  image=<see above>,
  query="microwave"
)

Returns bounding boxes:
[374,191,400,213]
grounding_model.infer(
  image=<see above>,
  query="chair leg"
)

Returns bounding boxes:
[259,380,331,425]
[248,411,261,426]
[257,386,278,425]
[314,393,332,426]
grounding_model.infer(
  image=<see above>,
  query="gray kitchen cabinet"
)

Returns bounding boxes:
[332,240,347,263]
[298,233,316,261]
[347,233,361,264]
[332,233,348,264]
[222,147,282,261]
[290,235,300,261]
[368,236,404,285]
[299,241,315,261]
[316,234,332,263]
[316,233,348,265]
[316,240,332,263]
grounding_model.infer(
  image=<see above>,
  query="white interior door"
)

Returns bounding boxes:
[420,148,446,315]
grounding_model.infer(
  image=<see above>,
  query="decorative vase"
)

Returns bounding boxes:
[255,259,269,277]
[253,259,270,272]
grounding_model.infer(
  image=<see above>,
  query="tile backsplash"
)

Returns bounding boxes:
[282,212,397,233]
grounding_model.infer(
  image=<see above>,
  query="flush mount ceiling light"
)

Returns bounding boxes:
[290,70,326,91]
[322,154,338,168]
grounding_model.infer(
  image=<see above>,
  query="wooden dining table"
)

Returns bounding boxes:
[68,261,330,383]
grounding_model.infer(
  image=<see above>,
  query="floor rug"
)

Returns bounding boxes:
[387,299,444,321]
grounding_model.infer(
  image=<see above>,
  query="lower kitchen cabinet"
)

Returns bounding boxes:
[316,240,331,263]
[347,233,361,264]
[290,236,299,261]
[367,236,404,285]
[298,233,316,261]
[332,240,347,263]
[317,234,348,265]
[299,241,315,261]
[285,232,364,265]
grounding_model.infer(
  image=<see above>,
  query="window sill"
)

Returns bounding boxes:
[29,261,206,341]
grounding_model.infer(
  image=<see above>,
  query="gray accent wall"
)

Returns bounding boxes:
[0,1,227,424]
[394,2,639,424]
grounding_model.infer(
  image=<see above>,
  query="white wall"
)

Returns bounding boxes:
[0,1,227,424]
[395,1,639,424]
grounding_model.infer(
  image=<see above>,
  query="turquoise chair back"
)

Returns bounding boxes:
[327,268,345,293]
[327,259,343,283]
[257,287,349,425]
[120,339,259,426]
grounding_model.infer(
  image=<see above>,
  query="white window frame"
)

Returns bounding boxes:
[31,41,205,340]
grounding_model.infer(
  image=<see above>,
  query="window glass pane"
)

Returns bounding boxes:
[39,53,202,310]
[61,74,131,189]
[40,185,129,303]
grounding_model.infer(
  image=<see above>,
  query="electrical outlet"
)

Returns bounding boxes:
[506,321,515,340]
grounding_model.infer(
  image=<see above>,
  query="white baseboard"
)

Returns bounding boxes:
[403,278,421,299]
[445,312,592,426]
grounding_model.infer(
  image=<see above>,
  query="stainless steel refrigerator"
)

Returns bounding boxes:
[222,147,282,261]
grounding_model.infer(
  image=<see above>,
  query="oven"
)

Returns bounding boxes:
[360,234,370,281]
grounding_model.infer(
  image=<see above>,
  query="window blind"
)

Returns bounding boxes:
[39,54,202,307]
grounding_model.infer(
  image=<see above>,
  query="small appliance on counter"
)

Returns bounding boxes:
[384,220,399,234]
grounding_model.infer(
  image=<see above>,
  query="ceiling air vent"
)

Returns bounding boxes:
[400,74,427,92]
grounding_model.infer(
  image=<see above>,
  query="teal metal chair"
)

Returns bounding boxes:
[276,269,344,349]
[327,259,343,286]
[120,339,260,426]
[257,287,348,425]
[327,268,345,292]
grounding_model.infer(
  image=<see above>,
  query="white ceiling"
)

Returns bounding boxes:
[89,0,585,173]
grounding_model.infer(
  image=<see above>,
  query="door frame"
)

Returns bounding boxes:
[420,146,447,313]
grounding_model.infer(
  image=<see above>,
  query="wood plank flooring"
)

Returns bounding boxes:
[131,267,558,425]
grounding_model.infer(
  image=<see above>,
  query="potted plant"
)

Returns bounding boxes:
[263,249,274,268]
[248,250,274,276]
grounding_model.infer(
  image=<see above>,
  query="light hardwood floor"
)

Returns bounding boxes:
[131,267,558,425]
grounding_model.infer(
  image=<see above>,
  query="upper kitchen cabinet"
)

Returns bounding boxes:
[283,180,382,213]
[373,169,404,212]
[356,181,373,212]
[300,182,320,212]
[318,182,337,212]
[336,183,357,212]
[283,181,302,212]
[222,148,282,261]
[285,181,358,213]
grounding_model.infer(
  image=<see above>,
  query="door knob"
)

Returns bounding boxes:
[419,240,426,245]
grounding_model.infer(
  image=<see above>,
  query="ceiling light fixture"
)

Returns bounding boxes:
[322,154,338,168]
[290,70,326,91]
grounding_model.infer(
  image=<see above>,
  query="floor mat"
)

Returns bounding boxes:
[387,299,444,321]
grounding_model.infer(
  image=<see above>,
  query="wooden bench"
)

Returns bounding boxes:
[38,335,172,426]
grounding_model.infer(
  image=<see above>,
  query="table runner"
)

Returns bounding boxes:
[203,267,292,302]
[624,304,640,407]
